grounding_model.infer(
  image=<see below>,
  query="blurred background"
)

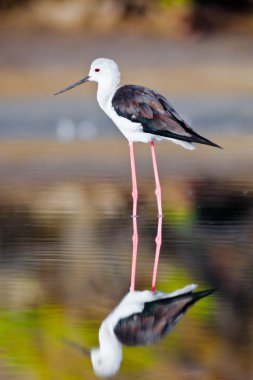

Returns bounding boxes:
[0,1,252,379]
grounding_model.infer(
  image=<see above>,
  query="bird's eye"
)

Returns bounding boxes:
[95,68,100,72]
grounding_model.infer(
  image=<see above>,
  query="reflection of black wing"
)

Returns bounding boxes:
[112,85,221,148]
[114,289,214,346]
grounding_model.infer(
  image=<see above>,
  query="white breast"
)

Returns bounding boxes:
[107,102,151,142]
[99,98,161,143]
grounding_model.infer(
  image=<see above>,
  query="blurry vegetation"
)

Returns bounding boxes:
[0,0,31,11]
[191,0,253,32]
[0,0,253,34]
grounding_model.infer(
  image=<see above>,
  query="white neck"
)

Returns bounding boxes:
[96,75,120,112]
[99,320,122,354]
[98,320,122,369]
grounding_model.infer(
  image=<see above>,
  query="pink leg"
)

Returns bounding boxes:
[130,215,138,292]
[150,141,162,217]
[129,142,139,291]
[129,142,138,217]
[151,215,163,292]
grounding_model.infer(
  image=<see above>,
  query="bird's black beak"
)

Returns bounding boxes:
[54,75,90,95]
[62,338,91,358]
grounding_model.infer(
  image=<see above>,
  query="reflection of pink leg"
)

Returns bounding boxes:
[151,215,163,292]
[130,216,138,292]
[150,141,162,217]
[150,141,163,292]
[129,142,138,217]
[129,142,139,291]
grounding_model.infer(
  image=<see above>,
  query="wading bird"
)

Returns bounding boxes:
[54,58,221,218]
[64,284,214,377]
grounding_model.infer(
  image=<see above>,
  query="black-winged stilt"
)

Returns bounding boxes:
[54,58,221,218]
[64,284,214,377]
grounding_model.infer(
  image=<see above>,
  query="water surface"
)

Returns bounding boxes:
[0,138,252,380]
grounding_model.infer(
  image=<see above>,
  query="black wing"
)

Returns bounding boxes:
[114,289,214,346]
[112,85,221,148]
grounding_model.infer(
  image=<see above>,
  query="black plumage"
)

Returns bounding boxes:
[114,288,214,346]
[112,85,221,148]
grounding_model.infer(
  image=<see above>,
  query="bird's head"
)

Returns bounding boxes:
[91,347,122,378]
[88,58,120,84]
[54,58,120,95]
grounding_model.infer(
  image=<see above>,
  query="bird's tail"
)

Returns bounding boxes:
[190,288,216,304]
[189,134,222,149]
[170,287,216,321]
[152,287,215,310]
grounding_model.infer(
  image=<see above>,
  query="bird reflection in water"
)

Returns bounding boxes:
[66,285,214,378]
[64,208,214,377]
